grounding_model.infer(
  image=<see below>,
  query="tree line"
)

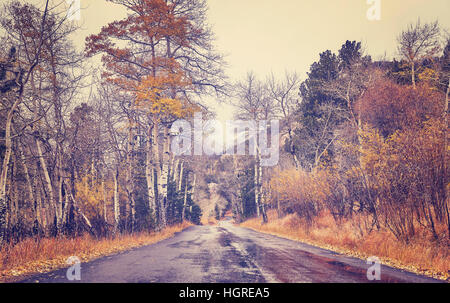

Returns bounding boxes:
[231,21,448,243]
[0,0,225,244]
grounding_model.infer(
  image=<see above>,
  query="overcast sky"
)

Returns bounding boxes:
[62,0,450,120]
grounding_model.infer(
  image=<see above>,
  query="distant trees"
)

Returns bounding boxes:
[397,19,441,88]
[233,72,278,223]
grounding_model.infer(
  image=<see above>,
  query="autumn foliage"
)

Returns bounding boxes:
[357,79,444,137]
[269,77,448,238]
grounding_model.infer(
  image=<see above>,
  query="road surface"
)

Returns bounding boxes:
[21,219,441,283]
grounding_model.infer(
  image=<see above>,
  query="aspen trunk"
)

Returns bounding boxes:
[232,156,242,223]
[67,187,92,231]
[178,160,184,191]
[152,123,161,226]
[276,178,282,219]
[254,152,260,218]
[191,173,196,201]
[444,78,449,238]
[10,152,18,228]
[101,176,107,223]
[260,178,268,224]
[62,181,70,228]
[158,126,170,228]
[173,158,180,184]
[56,150,64,232]
[37,177,46,231]
[0,95,22,243]
[146,125,156,212]
[169,153,175,181]
[257,151,267,223]
[19,144,40,228]
[35,137,57,232]
[126,124,136,232]
[113,165,120,234]
[182,178,188,221]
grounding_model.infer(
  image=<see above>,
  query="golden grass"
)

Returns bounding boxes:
[0,222,192,282]
[240,210,449,281]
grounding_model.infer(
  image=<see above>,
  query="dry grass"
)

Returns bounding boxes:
[241,210,449,281]
[0,222,192,282]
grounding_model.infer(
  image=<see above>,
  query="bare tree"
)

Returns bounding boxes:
[398,19,441,88]
[267,71,301,168]
[0,0,50,243]
[233,72,277,223]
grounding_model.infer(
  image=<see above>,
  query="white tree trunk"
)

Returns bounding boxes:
[146,125,156,212]
[178,160,184,191]
[182,178,188,221]
[19,144,40,227]
[254,153,260,218]
[153,123,162,227]
[191,173,196,200]
[62,181,70,228]
[126,123,136,231]
[113,165,120,234]
[101,171,107,223]
[173,158,180,184]
[158,126,170,227]
[0,95,22,243]
[444,78,449,238]
[35,137,57,232]
[56,150,64,232]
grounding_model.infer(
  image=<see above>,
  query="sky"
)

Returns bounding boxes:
[45,0,450,120]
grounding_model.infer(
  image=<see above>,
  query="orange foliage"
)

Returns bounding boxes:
[357,78,444,137]
[134,70,196,121]
[269,169,330,222]
[360,117,448,241]
[85,0,192,85]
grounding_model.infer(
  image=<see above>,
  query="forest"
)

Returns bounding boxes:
[0,0,448,281]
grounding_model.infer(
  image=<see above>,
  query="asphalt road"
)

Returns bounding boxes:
[21,219,441,283]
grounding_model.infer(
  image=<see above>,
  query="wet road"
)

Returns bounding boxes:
[21,220,441,283]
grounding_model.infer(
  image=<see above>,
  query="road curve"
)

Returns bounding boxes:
[20,219,442,283]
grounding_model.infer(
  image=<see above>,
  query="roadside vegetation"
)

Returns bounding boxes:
[233,20,449,281]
